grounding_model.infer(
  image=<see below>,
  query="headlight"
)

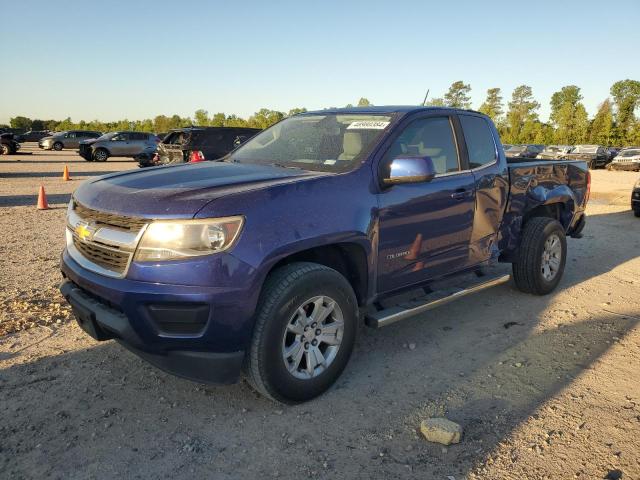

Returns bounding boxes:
[134,216,244,262]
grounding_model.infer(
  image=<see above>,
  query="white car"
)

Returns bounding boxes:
[608,148,640,171]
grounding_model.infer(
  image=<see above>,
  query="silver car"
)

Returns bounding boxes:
[38,130,102,150]
[78,131,159,162]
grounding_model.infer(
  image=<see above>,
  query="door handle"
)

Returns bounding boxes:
[451,189,469,200]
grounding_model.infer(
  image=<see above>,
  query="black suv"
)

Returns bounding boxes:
[143,127,260,167]
[16,130,50,142]
[0,133,20,155]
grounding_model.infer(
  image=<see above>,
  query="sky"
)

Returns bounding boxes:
[1,0,639,125]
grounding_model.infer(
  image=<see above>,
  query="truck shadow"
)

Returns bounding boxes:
[0,208,638,478]
[0,193,72,207]
[0,171,120,178]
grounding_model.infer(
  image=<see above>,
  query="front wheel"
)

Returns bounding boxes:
[53,142,63,151]
[512,217,567,295]
[634,209,640,218]
[0,144,10,155]
[93,148,109,162]
[245,262,358,404]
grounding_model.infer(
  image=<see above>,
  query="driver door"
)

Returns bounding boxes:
[109,133,129,156]
[376,115,476,293]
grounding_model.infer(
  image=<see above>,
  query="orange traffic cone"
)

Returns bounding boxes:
[37,185,49,210]
[62,165,70,181]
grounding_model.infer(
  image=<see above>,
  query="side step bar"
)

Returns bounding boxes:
[365,274,511,328]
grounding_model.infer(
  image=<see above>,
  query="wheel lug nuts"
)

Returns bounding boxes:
[304,343,309,349]
[311,322,317,328]
[304,326,309,332]
[315,329,321,335]
[312,340,317,346]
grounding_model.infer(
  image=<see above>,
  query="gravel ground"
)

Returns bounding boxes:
[1,149,639,479]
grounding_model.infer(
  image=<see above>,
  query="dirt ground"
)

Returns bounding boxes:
[1,145,639,479]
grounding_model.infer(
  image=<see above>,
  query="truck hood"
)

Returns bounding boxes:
[72,161,328,218]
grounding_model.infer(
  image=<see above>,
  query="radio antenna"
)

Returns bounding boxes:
[421,89,430,106]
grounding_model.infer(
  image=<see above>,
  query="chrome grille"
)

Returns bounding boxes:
[67,200,149,278]
[72,233,131,273]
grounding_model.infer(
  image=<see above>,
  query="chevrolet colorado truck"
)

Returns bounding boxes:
[60,107,589,403]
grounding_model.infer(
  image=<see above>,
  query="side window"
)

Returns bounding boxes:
[67,132,76,138]
[382,117,459,175]
[460,115,497,168]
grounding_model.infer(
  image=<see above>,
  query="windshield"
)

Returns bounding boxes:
[96,132,117,141]
[544,146,562,153]
[573,145,598,153]
[619,149,640,157]
[506,145,526,153]
[227,114,395,172]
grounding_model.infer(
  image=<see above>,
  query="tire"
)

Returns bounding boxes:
[244,262,358,404]
[0,144,10,155]
[53,142,63,151]
[93,148,109,162]
[512,217,567,295]
[588,160,596,169]
[634,209,640,218]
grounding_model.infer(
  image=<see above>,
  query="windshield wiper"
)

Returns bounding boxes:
[270,162,304,170]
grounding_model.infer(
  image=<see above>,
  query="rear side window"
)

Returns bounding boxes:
[460,116,497,168]
[382,116,459,175]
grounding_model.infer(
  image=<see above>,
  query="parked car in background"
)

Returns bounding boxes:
[504,144,542,159]
[144,127,260,167]
[15,130,51,142]
[632,178,640,217]
[0,133,21,155]
[538,145,573,160]
[566,144,610,169]
[79,131,159,162]
[60,106,589,403]
[39,131,102,151]
[607,148,640,171]
[607,147,620,161]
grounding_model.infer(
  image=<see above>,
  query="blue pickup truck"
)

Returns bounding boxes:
[60,106,589,403]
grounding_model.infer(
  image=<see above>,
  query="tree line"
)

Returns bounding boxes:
[427,79,640,146]
[6,82,640,146]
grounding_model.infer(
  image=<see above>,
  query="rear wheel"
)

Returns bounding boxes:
[512,217,567,295]
[93,148,109,162]
[634,208,640,218]
[53,142,63,151]
[245,262,358,404]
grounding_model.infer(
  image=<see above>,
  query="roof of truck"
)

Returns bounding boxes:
[304,105,481,115]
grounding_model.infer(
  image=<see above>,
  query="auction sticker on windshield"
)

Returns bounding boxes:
[347,121,390,130]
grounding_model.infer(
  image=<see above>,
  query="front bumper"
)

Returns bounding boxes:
[60,280,244,384]
[610,162,640,171]
[60,248,260,385]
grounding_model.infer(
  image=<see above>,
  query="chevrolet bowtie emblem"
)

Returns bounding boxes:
[75,222,96,241]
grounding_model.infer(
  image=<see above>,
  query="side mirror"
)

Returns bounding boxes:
[383,156,436,185]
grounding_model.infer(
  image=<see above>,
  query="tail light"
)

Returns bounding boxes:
[585,170,591,205]
[189,150,205,163]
